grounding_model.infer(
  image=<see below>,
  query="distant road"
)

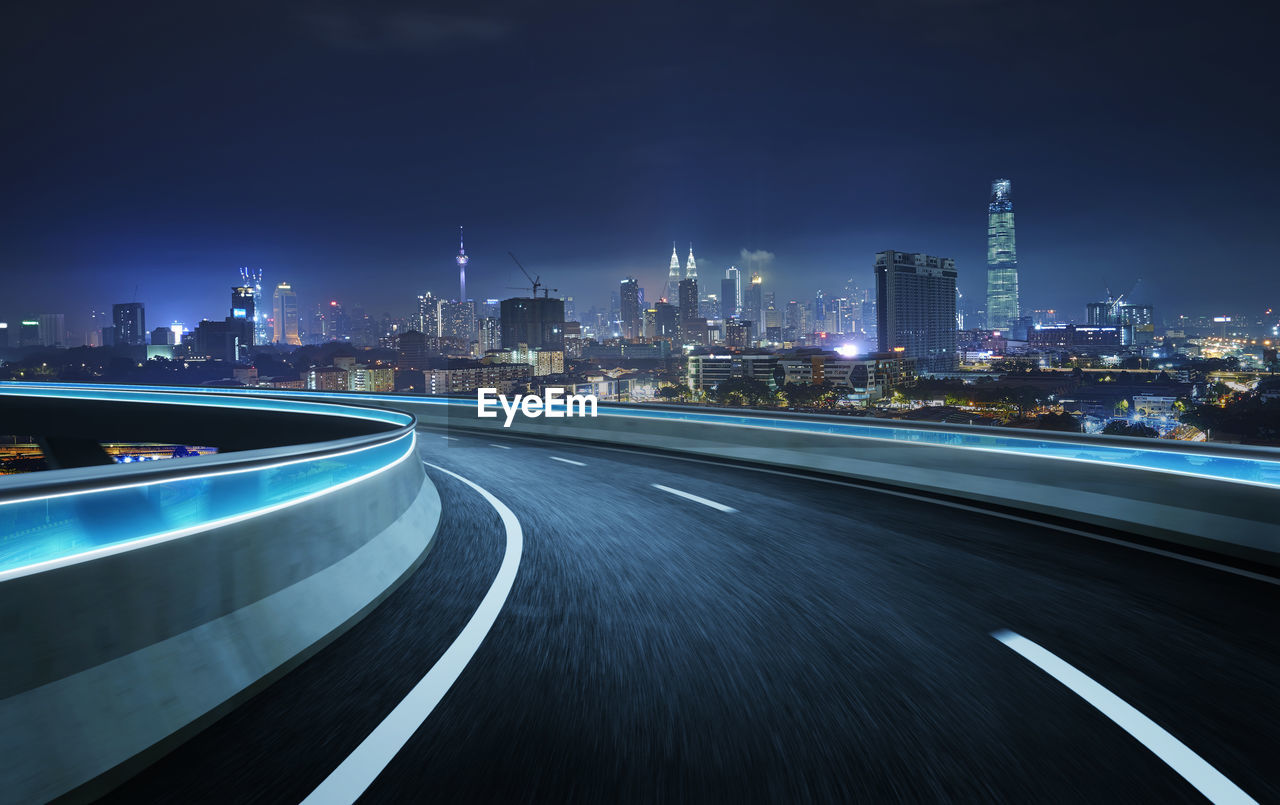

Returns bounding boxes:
[106,428,1278,803]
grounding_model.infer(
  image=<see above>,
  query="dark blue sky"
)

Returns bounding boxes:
[2,0,1277,335]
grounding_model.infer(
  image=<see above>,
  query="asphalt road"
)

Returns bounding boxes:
[104,428,1280,803]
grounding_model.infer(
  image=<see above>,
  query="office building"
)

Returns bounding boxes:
[37,313,65,348]
[500,296,565,351]
[239,266,268,345]
[651,302,678,341]
[231,286,255,322]
[677,278,700,345]
[720,278,737,320]
[665,243,681,301]
[273,283,300,345]
[744,274,763,340]
[985,179,1020,330]
[112,303,146,346]
[620,277,641,339]
[724,318,751,348]
[875,250,958,373]
[725,266,742,316]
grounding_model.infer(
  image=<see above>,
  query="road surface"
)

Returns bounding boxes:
[104,427,1279,803]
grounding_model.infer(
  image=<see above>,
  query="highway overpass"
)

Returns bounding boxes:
[1,383,1276,803]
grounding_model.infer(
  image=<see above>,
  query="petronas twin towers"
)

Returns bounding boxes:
[664,243,697,301]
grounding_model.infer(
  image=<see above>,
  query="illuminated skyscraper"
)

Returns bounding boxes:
[112,302,145,346]
[875,250,958,372]
[745,273,763,339]
[231,286,255,321]
[665,243,681,301]
[620,277,641,339]
[985,179,1019,330]
[684,243,697,281]
[416,292,440,336]
[677,277,700,344]
[272,283,300,345]
[239,266,268,345]
[724,266,742,315]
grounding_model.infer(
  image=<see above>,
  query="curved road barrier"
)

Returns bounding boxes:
[12,382,1277,565]
[0,386,441,804]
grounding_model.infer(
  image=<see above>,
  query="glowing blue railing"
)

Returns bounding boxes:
[5,382,1280,490]
[0,385,415,580]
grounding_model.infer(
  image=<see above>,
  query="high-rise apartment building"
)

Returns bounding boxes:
[273,283,300,345]
[985,179,1020,330]
[478,316,502,353]
[416,292,440,337]
[619,277,641,339]
[112,303,146,346]
[500,296,565,351]
[875,250,958,373]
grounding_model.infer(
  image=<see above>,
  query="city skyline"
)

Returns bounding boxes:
[3,2,1277,333]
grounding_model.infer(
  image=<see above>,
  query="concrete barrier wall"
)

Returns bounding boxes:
[394,398,1279,566]
[0,394,440,804]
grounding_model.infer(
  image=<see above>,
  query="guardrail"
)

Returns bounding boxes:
[19,382,1273,565]
[0,385,440,803]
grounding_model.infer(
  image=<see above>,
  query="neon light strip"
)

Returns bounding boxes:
[0,432,417,583]
[0,430,411,507]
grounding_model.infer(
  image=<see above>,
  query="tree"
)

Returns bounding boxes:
[1035,412,1081,432]
[1102,420,1158,438]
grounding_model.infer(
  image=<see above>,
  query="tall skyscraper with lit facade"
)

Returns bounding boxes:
[273,283,300,345]
[665,244,681,301]
[620,277,640,339]
[724,266,742,316]
[684,244,697,281]
[745,273,763,339]
[239,266,268,345]
[875,250,958,373]
[985,179,1019,331]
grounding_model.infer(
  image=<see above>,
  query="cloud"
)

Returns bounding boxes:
[300,8,514,52]
[738,248,776,275]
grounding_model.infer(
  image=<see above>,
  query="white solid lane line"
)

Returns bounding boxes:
[302,463,523,805]
[489,444,512,449]
[440,435,459,441]
[651,483,738,513]
[991,630,1257,805]
[549,456,586,466]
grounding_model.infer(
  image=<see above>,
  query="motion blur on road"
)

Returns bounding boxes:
[100,426,1278,803]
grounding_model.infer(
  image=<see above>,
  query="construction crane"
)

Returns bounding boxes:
[1104,277,1143,318]
[507,252,557,298]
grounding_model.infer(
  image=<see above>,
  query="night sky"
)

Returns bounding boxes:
[3,0,1277,336]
